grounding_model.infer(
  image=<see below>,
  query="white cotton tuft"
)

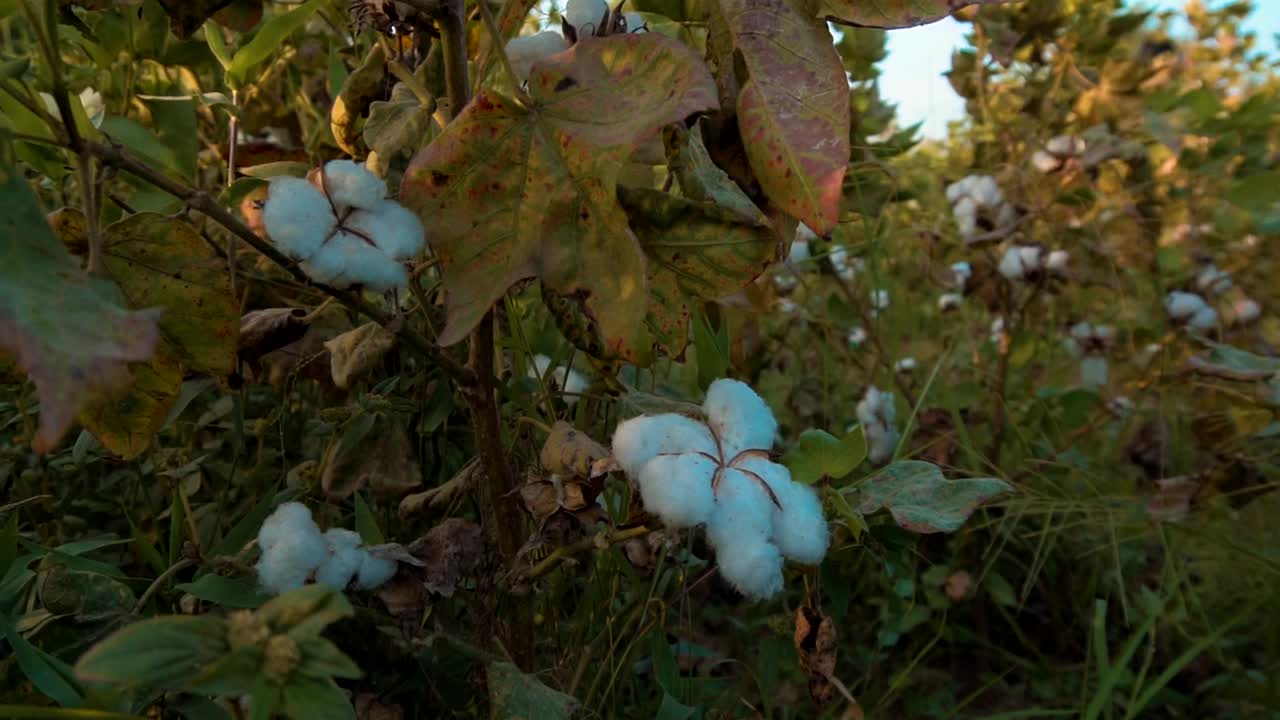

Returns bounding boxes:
[703,378,778,458]
[505,31,569,83]
[314,528,364,590]
[706,468,774,544]
[1046,250,1070,274]
[263,177,335,261]
[712,536,784,601]
[999,245,1041,281]
[1187,306,1219,332]
[636,453,718,528]
[945,178,970,205]
[1031,150,1062,174]
[1195,265,1232,296]
[953,197,979,239]
[789,238,811,264]
[565,0,609,31]
[1234,298,1261,324]
[623,11,646,30]
[847,325,867,347]
[257,502,319,550]
[738,456,829,565]
[304,231,408,291]
[971,176,1003,207]
[1165,291,1208,320]
[796,223,820,244]
[857,386,898,465]
[1017,245,1043,271]
[990,316,1006,344]
[1046,135,1085,157]
[530,354,589,404]
[611,414,716,480]
[870,289,890,310]
[951,261,972,289]
[346,200,425,261]
[255,503,327,595]
[938,293,962,312]
[774,271,799,292]
[321,159,386,212]
[829,246,862,281]
[895,357,917,373]
[355,550,398,589]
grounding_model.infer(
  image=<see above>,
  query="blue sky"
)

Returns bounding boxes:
[880,1,1280,138]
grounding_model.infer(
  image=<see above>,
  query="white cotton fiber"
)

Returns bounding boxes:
[315,528,364,590]
[636,453,718,528]
[530,354,589,404]
[706,468,773,546]
[263,178,335,260]
[257,502,318,550]
[953,197,978,239]
[1031,150,1061,174]
[998,246,1029,280]
[313,231,408,291]
[355,551,398,589]
[1188,306,1219,332]
[1234,298,1261,324]
[938,293,962,312]
[321,159,386,212]
[1195,265,1232,296]
[703,379,778,459]
[611,413,717,480]
[951,262,972,288]
[565,0,609,32]
[255,503,327,595]
[712,536,784,601]
[971,176,1003,207]
[789,238,811,264]
[1165,291,1208,320]
[857,386,899,466]
[737,455,828,565]
[346,200,426,261]
[1046,250,1070,274]
[505,31,569,84]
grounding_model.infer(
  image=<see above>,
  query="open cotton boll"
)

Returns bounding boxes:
[738,456,829,565]
[1046,250,1070,274]
[971,176,1003,207]
[990,317,1006,344]
[945,177,972,205]
[636,453,718,528]
[256,528,328,594]
[774,271,799,292]
[345,200,425,261]
[565,0,609,31]
[1188,306,1219,332]
[704,378,778,458]
[623,11,646,30]
[355,550,398,590]
[1017,245,1043,271]
[789,238,811,264]
[712,535,784,600]
[1165,291,1208,320]
[707,468,774,546]
[998,247,1028,280]
[1046,135,1085,157]
[951,262,972,289]
[257,502,321,551]
[1032,150,1062,174]
[310,232,408,291]
[847,325,867,347]
[1234,298,1261,324]
[938,293,962,312]
[505,31,569,83]
[1195,265,1232,296]
[263,178,335,260]
[315,528,364,590]
[1080,356,1108,389]
[611,414,717,479]
[895,357,917,373]
[321,159,386,212]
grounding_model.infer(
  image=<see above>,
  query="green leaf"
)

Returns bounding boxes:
[692,310,729,392]
[487,661,578,720]
[1,613,84,707]
[204,20,231,70]
[655,693,697,720]
[857,460,1012,534]
[227,0,326,86]
[353,492,384,545]
[75,615,229,689]
[99,116,184,181]
[1188,341,1280,380]
[176,574,271,609]
[401,33,717,360]
[258,585,353,639]
[280,674,354,720]
[819,0,1012,28]
[295,636,361,680]
[364,82,432,161]
[617,186,774,358]
[0,57,29,81]
[782,428,867,485]
[708,0,849,233]
[36,564,135,621]
[0,156,160,453]
[0,513,17,579]
[0,706,146,719]
[668,125,767,224]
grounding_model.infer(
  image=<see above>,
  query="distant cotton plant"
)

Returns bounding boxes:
[857,386,899,465]
[998,244,1043,281]
[946,174,1016,241]
[610,379,829,600]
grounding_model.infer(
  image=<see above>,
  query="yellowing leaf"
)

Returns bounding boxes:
[0,159,160,453]
[78,345,183,460]
[819,0,1011,29]
[401,34,717,361]
[710,0,850,234]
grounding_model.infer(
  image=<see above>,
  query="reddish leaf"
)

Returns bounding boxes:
[711,0,849,234]
[0,161,160,453]
[401,34,717,360]
[819,0,1012,29]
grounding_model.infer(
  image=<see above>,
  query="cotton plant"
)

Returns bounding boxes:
[990,316,1006,345]
[610,379,829,600]
[529,354,589,405]
[945,174,1016,241]
[255,502,398,595]
[1165,291,1218,332]
[856,386,899,465]
[261,160,424,291]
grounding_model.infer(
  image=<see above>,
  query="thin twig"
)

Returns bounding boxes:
[132,558,197,614]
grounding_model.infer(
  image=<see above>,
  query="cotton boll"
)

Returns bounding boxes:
[789,238,811,264]
[712,535,784,601]
[355,550,398,589]
[774,271,798,292]
[1233,298,1261,324]
[346,200,425,260]
[971,176,1002,207]
[505,31,569,83]
[320,160,386,212]
[315,528,364,590]
[263,178,336,260]
[257,502,321,551]
[636,453,717,528]
[870,289,890,310]
[951,262,972,289]
[256,523,327,595]
[1046,135,1084,156]
[704,378,778,458]
[1187,306,1219,332]
[1046,250,1070,274]
[623,12,646,31]
[953,197,979,237]
[1032,150,1062,174]
[775,298,800,315]
[79,87,104,127]
[865,423,899,466]
[990,317,1006,344]
[310,231,408,291]
[737,456,828,564]
[1195,265,1232,296]
[1017,245,1043,271]
[796,223,820,244]
[945,177,972,205]
[1165,291,1208,320]
[938,293,962,312]
[1069,321,1094,343]
[847,325,867,347]
[858,386,899,465]
[611,414,717,479]
[565,0,609,32]
[998,247,1028,280]
[706,468,774,546]
[895,357,917,373]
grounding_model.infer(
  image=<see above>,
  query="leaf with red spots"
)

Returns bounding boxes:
[0,160,160,453]
[709,0,850,234]
[819,0,1011,29]
[857,460,1012,534]
[400,34,717,360]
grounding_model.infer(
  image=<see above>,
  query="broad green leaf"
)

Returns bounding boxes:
[36,564,135,621]
[1,613,84,707]
[782,428,868,485]
[0,57,29,81]
[487,661,578,720]
[655,693,697,720]
[0,157,160,453]
[294,636,362,680]
[819,0,1011,28]
[709,0,849,234]
[75,615,229,689]
[203,20,232,70]
[401,33,717,360]
[99,116,185,180]
[617,187,774,356]
[1188,341,1280,381]
[227,0,326,86]
[176,574,271,609]
[857,460,1011,534]
[280,674,355,720]
[353,492,384,545]
[692,310,730,392]
[99,214,239,377]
